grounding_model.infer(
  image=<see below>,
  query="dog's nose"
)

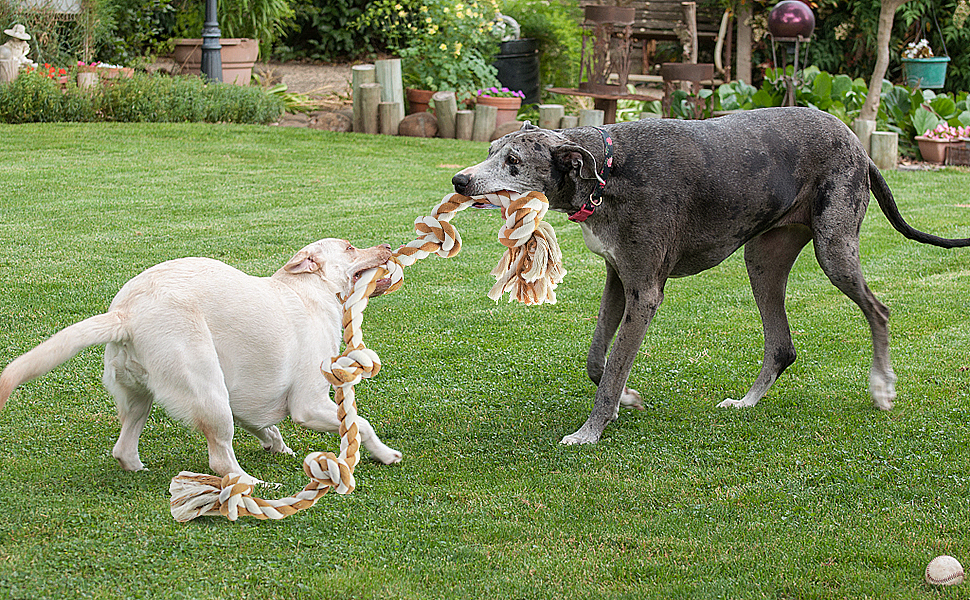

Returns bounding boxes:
[452,172,470,195]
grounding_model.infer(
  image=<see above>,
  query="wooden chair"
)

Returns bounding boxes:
[660,62,714,118]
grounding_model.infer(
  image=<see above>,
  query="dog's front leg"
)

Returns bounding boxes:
[563,284,661,445]
[587,264,645,412]
[292,402,402,465]
[586,264,625,386]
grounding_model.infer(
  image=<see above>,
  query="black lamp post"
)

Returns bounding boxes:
[201,0,222,82]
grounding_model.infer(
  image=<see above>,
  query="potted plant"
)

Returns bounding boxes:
[900,39,949,90]
[172,0,293,85]
[357,0,504,113]
[915,124,970,164]
[474,86,525,126]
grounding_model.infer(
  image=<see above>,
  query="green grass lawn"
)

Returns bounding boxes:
[1,122,969,599]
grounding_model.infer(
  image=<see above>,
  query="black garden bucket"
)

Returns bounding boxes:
[493,38,540,105]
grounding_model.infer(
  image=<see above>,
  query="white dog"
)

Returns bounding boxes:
[0,239,402,479]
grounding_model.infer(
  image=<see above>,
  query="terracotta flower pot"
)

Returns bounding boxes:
[406,88,435,114]
[915,135,950,164]
[172,38,259,86]
[475,95,522,127]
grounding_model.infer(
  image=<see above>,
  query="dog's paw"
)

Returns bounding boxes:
[869,371,896,411]
[560,426,602,446]
[620,387,644,411]
[372,446,403,465]
[716,397,755,409]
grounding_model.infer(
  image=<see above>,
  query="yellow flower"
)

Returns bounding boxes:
[439,43,448,51]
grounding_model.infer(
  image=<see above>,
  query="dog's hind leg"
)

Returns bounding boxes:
[103,343,153,471]
[242,424,294,456]
[719,225,812,409]
[586,264,644,411]
[813,227,896,411]
[142,337,248,477]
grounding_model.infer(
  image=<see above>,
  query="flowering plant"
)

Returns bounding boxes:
[476,86,525,99]
[358,0,503,100]
[34,63,67,78]
[77,61,100,72]
[920,123,970,141]
[902,39,935,59]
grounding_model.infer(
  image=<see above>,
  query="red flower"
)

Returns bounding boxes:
[58,68,66,76]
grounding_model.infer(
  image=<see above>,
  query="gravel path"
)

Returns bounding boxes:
[254,61,353,97]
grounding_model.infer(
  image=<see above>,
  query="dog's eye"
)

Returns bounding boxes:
[506,155,520,166]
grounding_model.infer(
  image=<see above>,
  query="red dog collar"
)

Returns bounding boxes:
[568,127,613,223]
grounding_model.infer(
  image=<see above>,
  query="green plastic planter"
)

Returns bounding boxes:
[901,57,949,89]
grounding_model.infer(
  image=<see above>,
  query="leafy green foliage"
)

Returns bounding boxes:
[276,0,375,61]
[357,0,503,98]
[99,0,178,65]
[0,70,283,124]
[498,0,582,90]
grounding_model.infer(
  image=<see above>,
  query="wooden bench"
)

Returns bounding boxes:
[579,0,722,72]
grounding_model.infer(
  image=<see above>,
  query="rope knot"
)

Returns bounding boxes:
[322,348,381,387]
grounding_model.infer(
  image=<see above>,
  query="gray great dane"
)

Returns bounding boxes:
[452,107,970,445]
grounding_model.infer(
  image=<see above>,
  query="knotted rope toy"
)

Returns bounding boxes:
[169,190,565,522]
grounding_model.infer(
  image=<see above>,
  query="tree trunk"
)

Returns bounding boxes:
[860,0,910,122]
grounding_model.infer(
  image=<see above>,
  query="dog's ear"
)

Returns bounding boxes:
[520,121,538,131]
[553,144,597,180]
[283,249,322,274]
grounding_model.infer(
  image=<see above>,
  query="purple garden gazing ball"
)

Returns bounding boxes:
[768,0,816,38]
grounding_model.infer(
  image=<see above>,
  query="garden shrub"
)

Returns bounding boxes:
[277,0,376,61]
[0,70,283,124]
[0,68,78,123]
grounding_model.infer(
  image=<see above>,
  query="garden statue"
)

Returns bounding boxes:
[0,46,16,83]
[2,24,37,70]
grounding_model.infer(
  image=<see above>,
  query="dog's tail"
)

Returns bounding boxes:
[870,161,970,249]
[0,312,127,410]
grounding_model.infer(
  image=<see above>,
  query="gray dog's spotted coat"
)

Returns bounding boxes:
[453,107,970,445]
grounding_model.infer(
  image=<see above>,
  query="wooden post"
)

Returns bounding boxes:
[360,83,382,134]
[736,3,752,84]
[538,104,565,130]
[375,58,404,106]
[682,1,698,63]
[560,115,579,128]
[456,110,474,140]
[352,64,376,133]
[472,104,498,142]
[433,91,458,139]
[578,109,604,127]
[379,101,404,135]
[870,131,898,170]
[852,119,877,156]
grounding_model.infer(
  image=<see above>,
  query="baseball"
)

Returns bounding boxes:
[925,555,965,586]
